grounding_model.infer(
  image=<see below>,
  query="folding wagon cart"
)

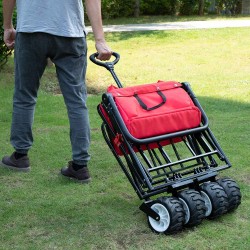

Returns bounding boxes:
[90,52,241,234]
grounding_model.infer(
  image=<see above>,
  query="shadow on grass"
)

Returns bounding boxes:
[95,30,182,43]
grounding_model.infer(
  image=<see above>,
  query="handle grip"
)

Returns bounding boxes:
[89,52,120,70]
[134,90,167,111]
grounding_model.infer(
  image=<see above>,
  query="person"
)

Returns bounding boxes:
[1,0,112,183]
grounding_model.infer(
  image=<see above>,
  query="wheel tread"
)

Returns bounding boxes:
[216,177,241,211]
[201,182,229,219]
[158,197,185,234]
[178,189,205,227]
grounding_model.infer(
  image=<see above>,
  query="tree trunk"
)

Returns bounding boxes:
[199,0,205,15]
[134,0,140,17]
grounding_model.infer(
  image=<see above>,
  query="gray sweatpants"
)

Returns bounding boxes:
[12,32,90,165]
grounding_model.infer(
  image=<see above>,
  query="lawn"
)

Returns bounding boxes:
[100,14,250,25]
[0,25,250,249]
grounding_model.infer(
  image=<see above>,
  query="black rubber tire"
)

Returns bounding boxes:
[147,197,185,234]
[216,177,241,212]
[200,182,229,219]
[178,189,206,227]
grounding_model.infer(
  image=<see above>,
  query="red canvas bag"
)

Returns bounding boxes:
[99,104,182,156]
[107,80,201,139]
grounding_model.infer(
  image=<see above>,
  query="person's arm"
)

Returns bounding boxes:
[3,0,16,49]
[85,0,112,61]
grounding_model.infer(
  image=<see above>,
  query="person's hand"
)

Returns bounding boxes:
[4,28,16,50]
[95,39,112,61]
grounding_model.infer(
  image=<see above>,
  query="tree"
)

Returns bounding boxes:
[199,0,205,15]
[179,0,196,15]
[134,0,140,17]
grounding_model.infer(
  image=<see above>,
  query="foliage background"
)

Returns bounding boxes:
[0,0,245,68]
[100,0,242,19]
[0,2,11,68]
[0,1,17,69]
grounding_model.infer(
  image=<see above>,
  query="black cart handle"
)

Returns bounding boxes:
[89,52,120,70]
[89,51,123,88]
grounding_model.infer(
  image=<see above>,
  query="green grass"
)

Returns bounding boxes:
[0,25,250,249]
[100,14,250,25]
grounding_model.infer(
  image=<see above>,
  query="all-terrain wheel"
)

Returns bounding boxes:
[216,177,241,212]
[147,197,185,234]
[178,189,206,227]
[200,182,229,219]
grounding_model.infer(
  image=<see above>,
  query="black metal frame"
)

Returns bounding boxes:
[98,88,231,195]
[91,52,231,218]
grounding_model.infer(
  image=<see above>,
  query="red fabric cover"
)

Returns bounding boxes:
[99,104,182,156]
[107,81,201,139]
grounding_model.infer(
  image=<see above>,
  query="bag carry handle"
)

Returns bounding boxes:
[134,90,167,111]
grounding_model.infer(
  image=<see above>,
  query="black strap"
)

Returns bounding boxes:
[134,90,167,111]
